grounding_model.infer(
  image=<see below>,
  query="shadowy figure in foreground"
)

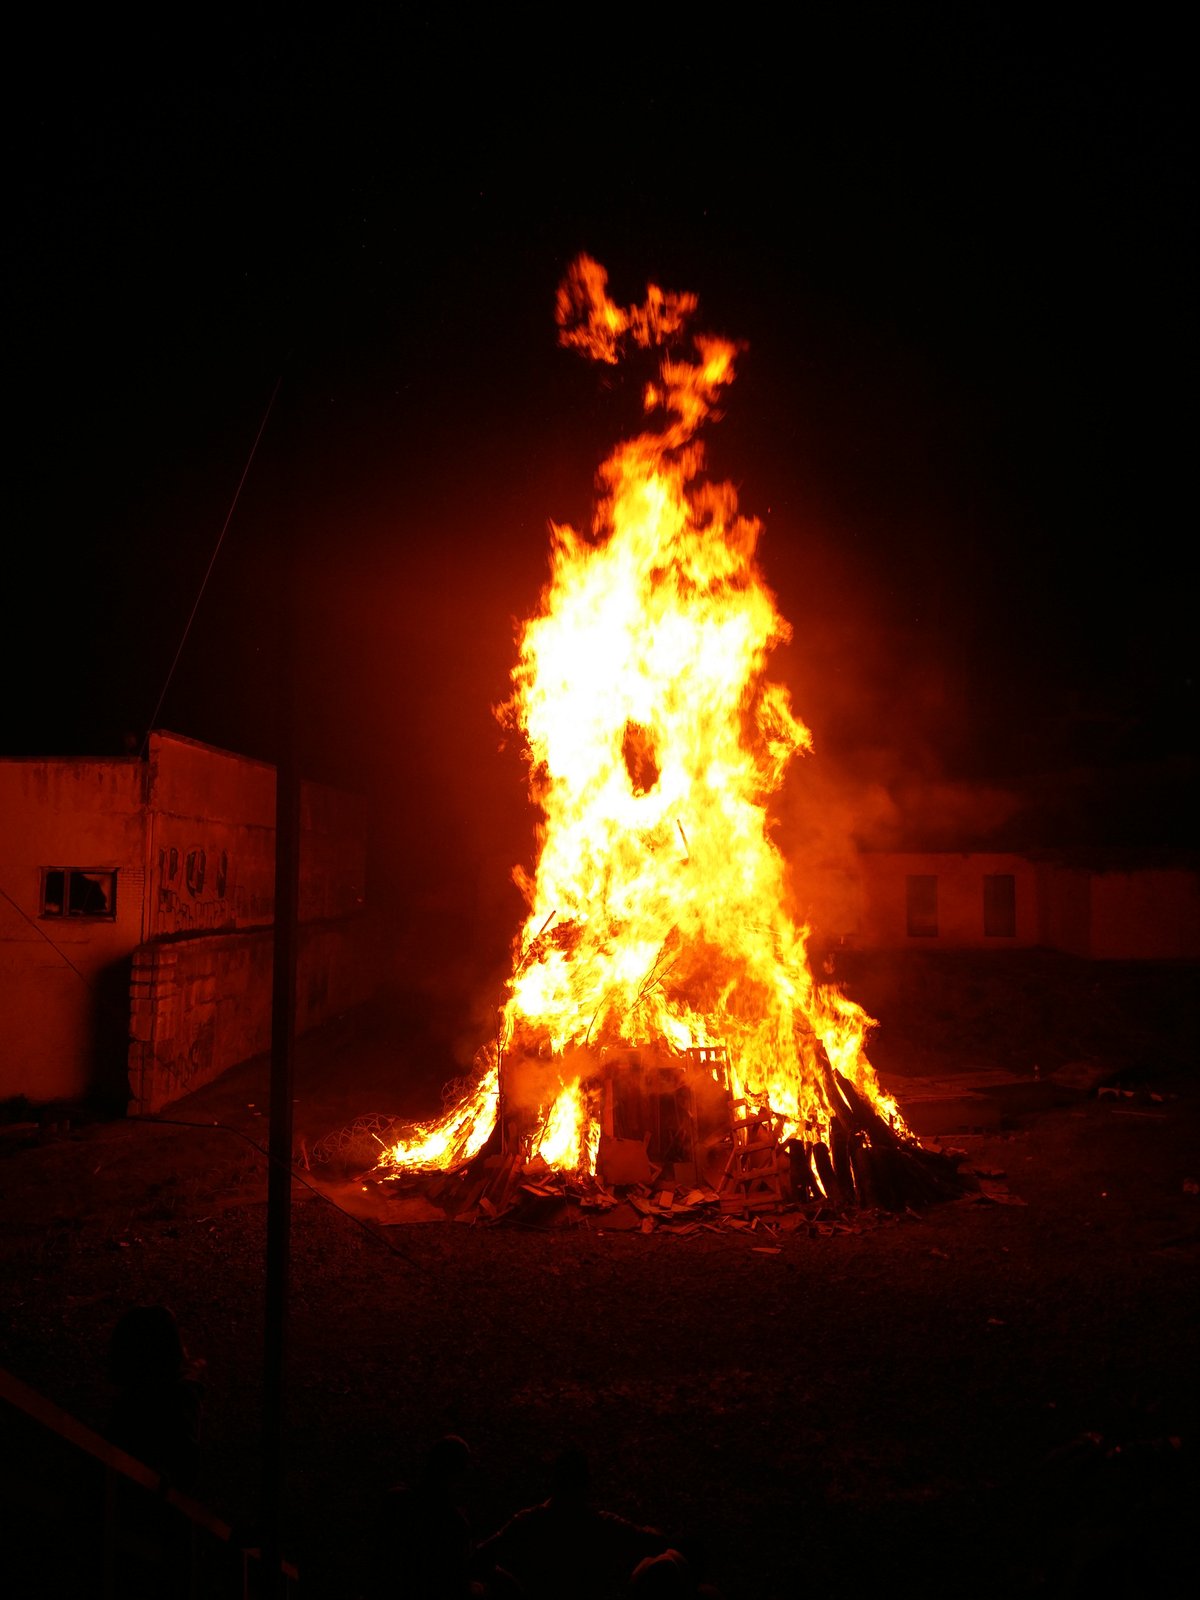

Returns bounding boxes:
[104,1303,207,1598]
[365,1433,522,1599]
[472,1446,668,1600]
[106,1302,205,1492]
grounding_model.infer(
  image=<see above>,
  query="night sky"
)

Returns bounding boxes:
[6,15,1193,988]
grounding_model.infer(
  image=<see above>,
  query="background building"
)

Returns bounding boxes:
[1,730,373,1113]
[853,849,1200,958]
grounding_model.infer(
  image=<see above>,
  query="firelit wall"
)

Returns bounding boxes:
[145,731,277,936]
[144,732,367,935]
[127,732,371,1113]
[127,917,373,1113]
[0,757,149,1105]
[1041,865,1200,960]
[0,731,371,1111]
[855,853,1039,950]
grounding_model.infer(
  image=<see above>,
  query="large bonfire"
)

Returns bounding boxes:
[374,257,957,1214]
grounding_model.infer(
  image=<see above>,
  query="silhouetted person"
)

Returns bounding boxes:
[366,1433,521,1599]
[472,1446,668,1600]
[104,1303,206,1598]
[107,1303,205,1492]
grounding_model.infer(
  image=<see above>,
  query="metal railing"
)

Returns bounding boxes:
[0,1363,298,1597]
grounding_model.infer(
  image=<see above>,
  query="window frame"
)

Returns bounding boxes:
[40,867,118,921]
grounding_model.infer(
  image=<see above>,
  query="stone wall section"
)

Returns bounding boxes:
[128,917,373,1113]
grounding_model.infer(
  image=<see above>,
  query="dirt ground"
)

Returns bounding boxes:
[2,950,1198,1599]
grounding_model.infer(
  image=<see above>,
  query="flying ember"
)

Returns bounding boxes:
[377,256,938,1210]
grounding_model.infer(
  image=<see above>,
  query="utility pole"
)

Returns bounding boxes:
[261,381,300,1596]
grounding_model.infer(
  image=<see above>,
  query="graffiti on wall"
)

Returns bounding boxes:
[157,844,233,929]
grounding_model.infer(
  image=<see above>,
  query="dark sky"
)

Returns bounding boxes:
[5,14,1194,962]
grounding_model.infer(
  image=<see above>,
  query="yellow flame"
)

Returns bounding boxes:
[378,1062,499,1174]
[531,1078,598,1173]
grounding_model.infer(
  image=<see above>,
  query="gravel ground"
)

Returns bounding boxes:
[2,951,1197,1599]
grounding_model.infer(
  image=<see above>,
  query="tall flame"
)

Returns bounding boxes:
[381,256,902,1179]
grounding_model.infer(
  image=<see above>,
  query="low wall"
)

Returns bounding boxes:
[128,917,372,1114]
[1037,866,1200,959]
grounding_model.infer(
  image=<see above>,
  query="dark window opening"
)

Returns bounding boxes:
[984,873,1017,937]
[41,868,117,920]
[906,875,938,938]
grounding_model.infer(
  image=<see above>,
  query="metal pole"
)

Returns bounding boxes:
[261,424,300,1596]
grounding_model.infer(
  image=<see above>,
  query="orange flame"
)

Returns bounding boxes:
[380,256,903,1180]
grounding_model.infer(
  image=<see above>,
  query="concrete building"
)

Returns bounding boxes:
[841,849,1200,959]
[1,730,373,1114]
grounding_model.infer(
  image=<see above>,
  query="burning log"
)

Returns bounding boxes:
[780,1042,965,1211]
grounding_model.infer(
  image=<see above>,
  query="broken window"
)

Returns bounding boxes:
[40,868,117,920]
[983,873,1016,937]
[906,874,938,938]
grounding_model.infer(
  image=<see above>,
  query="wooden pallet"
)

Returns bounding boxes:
[719,1097,789,1211]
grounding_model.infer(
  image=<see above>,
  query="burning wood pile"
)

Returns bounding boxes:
[349,1036,965,1232]
[350,1036,966,1235]
[363,257,968,1226]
